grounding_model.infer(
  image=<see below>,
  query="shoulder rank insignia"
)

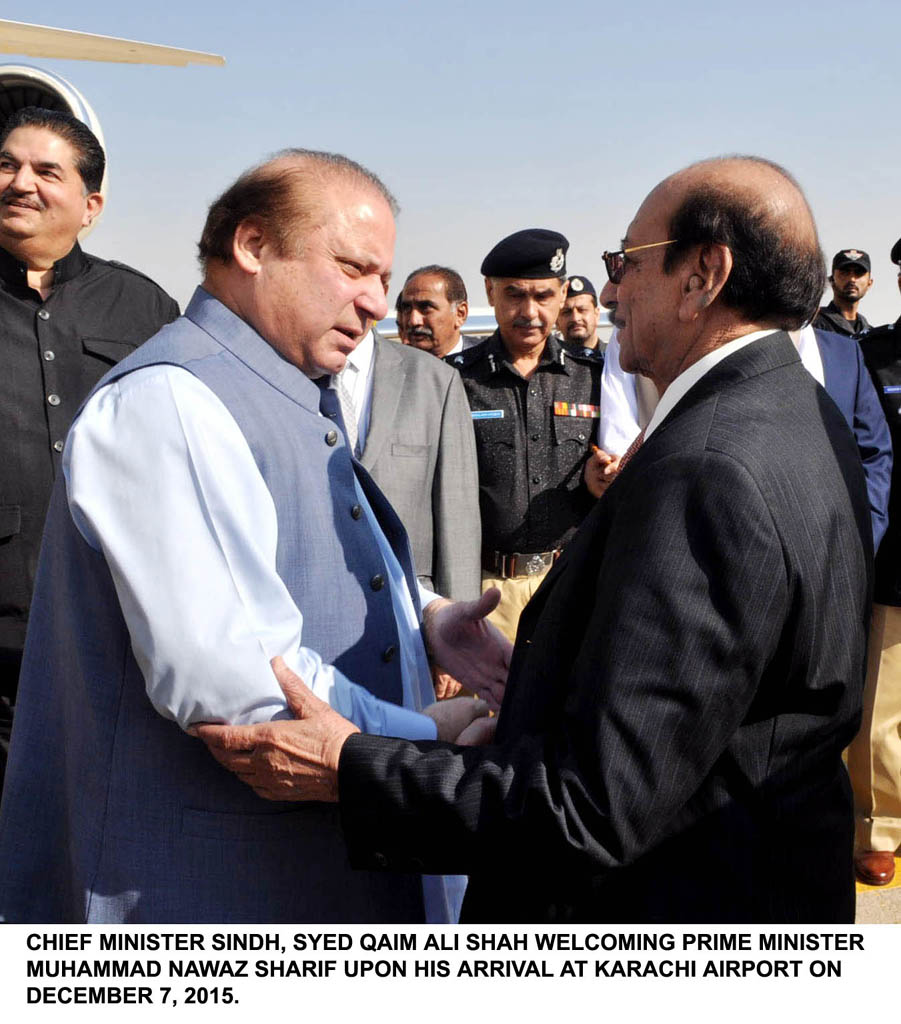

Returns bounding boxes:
[553,401,599,418]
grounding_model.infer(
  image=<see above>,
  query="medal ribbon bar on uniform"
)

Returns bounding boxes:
[553,401,600,418]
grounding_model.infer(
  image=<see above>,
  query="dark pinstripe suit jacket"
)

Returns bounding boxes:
[339,333,872,923]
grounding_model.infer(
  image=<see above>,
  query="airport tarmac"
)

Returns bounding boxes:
[855,855,901,922]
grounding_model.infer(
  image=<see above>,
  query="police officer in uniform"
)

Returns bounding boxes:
[448,229,602,643]
[812,249,874,337]
[851,236,901,886]
[556,274,606,359]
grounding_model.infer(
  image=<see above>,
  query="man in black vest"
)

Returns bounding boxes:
[0,107,179,782]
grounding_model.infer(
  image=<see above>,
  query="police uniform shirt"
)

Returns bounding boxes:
[562,339,605,362]
[449,330,601,556]
[860,316,901,605]
[812,301,872,338]
[0,242,179,660]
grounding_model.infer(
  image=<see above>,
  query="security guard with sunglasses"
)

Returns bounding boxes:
[448,229,602,642]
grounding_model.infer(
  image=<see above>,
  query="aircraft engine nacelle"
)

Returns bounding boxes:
[0,63,107,234]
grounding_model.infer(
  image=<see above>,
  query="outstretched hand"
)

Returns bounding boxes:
[422,590,513,711]
[192,657,358,802]
[423,695,491,742]
[584,445,621,498]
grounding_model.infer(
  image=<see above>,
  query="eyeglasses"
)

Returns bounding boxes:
[602,239,678,285]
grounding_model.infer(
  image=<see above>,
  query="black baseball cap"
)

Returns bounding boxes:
[832,249,871,273]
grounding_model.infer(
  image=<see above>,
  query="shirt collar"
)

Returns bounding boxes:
[489,329,569,374]
[342,328,375,381]
[0,240,86,290]
[644,329,777,440]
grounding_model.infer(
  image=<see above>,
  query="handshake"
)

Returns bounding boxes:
[194,588,511,802]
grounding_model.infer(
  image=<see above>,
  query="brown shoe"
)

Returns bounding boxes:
[855,850,896,886]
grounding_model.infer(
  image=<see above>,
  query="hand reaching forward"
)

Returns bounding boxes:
[193,658,498,801]
[422,589,513,711]
[192,656,358,802]
[423,695,492,743]
[584,445,621,498]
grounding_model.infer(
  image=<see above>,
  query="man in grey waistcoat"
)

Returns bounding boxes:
[0,149,509,923]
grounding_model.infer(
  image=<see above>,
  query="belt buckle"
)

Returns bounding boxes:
[524,553,546,576]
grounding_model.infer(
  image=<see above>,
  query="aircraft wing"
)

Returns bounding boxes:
[0,19,225,67]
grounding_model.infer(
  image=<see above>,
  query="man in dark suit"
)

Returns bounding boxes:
[197,156,872,923]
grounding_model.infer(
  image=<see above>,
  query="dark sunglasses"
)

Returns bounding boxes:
[602,239,678,284]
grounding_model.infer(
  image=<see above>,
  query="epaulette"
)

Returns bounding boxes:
[563,346,604,369]
[447,339,489,371]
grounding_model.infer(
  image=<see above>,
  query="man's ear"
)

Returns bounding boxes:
[81,191,103,229]
[678,243,732,323]
[454,299,469,329]
[484,278,495,307]
[232,218,267,274]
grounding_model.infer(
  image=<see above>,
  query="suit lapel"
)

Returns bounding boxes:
[360,336,406,471]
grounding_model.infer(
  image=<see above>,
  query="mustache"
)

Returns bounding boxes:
[1,189,44,210]
[512,317,543,328]
[408,327,433,338]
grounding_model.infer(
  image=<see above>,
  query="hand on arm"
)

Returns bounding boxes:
[193,657,360,802]
[422,589,512,711]
[193,658,496,800]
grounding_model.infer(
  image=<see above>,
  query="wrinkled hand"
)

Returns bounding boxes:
[584,446,621,498]
[431,663,464,700]
[423,695,491,742]
[192,657,358,802]
[423,590,513,711]
[456,714,498,746]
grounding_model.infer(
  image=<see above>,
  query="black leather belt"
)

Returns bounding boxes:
[482,549,561,579]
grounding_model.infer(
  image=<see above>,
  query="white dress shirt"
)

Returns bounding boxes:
[645,330,778,440]
[795,324,826,386]
[598,330,643,455]
[336,329,375,448]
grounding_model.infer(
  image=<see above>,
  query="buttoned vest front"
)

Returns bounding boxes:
[0,289,425,923]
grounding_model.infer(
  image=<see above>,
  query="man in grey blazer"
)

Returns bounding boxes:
[337,327,481,698]
[339,328,481,602]
[396,266,481,358]
[200,155,872,923]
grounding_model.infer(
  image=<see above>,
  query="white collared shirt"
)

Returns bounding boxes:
[644,329,778,441]
[336,329,375,448]
[795,324,826,386]
[598,330,643,455]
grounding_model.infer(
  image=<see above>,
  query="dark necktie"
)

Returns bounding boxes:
[619,428,645,471]
[314,376,351,450]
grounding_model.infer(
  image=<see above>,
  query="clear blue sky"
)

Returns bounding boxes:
[3,1,899,321]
